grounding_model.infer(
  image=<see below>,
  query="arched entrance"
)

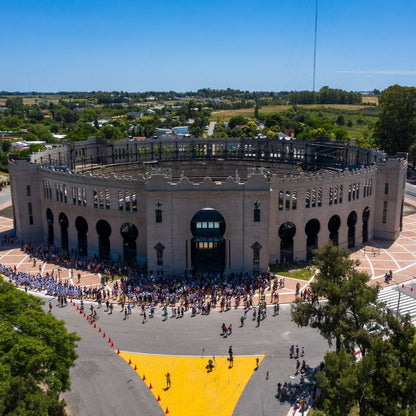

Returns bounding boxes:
[347,211,357,248]
[120,223,138,264]
[190,208,226,273]
[305,219,320,260]
[59,212,69,251]
[75,216,88,256]
[279,222,296,263]
[46,208,54,245]
[362,207,370,243]
[96,220,111,260]
[328,215,341,246]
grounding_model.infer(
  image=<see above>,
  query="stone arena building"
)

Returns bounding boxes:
[9,136,407,274]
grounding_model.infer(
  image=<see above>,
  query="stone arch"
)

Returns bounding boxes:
[46,208,54,245]
[347,211,357,248]
[120,222,138,264]
[58,212,69,251]
[96,219,111,260]
[305,219,320,260]
[75,216,88,256]
[190,208,226,273]
[278,222,296,264]
[362,207,370,243]
[328,215,341,246]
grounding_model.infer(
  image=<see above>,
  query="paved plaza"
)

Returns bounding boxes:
[2,206,416,416]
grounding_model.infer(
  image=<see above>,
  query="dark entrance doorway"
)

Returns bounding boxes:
[328,215,341,246]
[305,219,320,260]
[191,208,226,273]
[75,216,88,256]
[46,208,54,245]
[279,222,296,263]
[362,207,370,243]
[59,212,69,251]
[96,220,111,260]
[347,211,357,248]
[120,223,138,264]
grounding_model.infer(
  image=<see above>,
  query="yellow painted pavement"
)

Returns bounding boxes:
[118,351,264,416]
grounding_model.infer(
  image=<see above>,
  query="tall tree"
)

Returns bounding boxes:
[0,278,79,414]
[291,242,381,355]
[373,85,416,155]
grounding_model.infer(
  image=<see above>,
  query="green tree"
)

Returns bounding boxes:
[316,314,416,416]
[0,278,79,414]
[315,349,359,416]
[334,128,349,141]
[228,115,248,130]
[5,97,24,116]
[28,124,54,142]
[99,124,124,141]
[65,122,99,141]
[409,141,416,169]
[336,115,345,126]
[291,242,381,355]
[244,121,258,137]
[373,85,416,155]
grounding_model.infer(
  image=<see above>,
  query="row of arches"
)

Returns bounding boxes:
[278,207,370,263]
[45,206,371,271]
[46,209,139,264]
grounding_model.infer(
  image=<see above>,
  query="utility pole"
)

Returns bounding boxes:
[313,0,318,93]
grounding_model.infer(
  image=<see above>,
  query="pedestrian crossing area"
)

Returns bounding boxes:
[377,285,416,318]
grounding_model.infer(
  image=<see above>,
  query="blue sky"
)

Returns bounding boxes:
[2,0,416,92]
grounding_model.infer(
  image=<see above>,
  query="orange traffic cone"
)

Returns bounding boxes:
[157,395,161,401]
[117,349,120,354]
[103,332,106,338]
[134,364,137,371]
[111,342,114,348]
[129,358,132,365]
[83,313,86,317]
[86,316,89,321]
[76,306,79,310]
[165,407,169,414]
[108,338,112,343]
[94,324,97,329]
[142,374,146,380]
[149,383,153,390]
[99,328,102,333]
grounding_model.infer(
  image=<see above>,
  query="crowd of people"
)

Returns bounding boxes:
[3,242,290,315]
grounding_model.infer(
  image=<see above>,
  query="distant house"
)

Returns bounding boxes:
[284,129,296,138]
[278,132,293,141]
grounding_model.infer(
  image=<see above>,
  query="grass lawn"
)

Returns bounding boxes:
[209,104,377,122]
[0,205,13,219]
[269,263,315,281]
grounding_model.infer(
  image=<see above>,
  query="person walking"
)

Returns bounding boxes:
[165,372,171,389]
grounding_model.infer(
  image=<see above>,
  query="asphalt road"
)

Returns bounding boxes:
[0,187,11,207]
[40,295,330,416]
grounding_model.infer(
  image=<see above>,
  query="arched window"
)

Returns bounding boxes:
[254,200,260,222]
[252,242,262,267]
[155,200,162,223]
[292,191,297,210]
[311,189,316,208]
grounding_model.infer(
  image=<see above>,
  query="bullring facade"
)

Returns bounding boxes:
[10,136,407,274]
